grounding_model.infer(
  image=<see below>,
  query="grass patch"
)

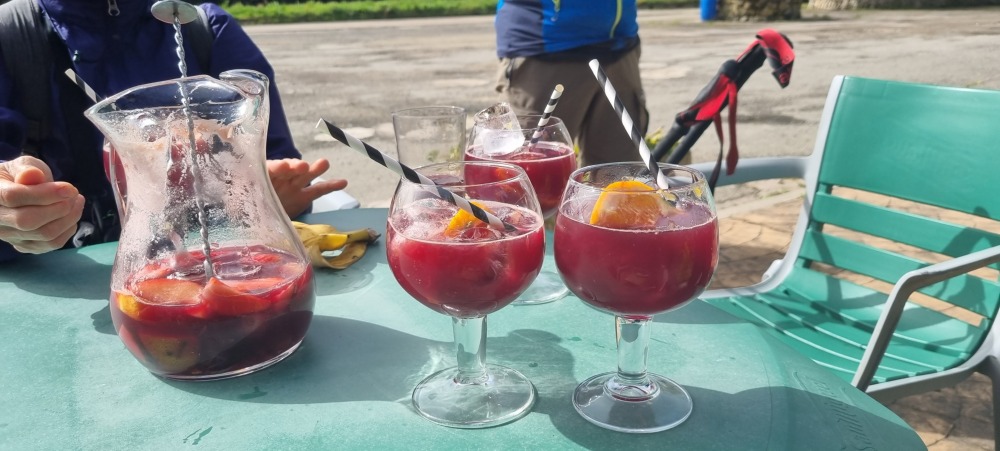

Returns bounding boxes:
[220,0,699,24]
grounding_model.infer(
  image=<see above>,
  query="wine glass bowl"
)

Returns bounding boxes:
[392,106,467,167]
[466,114,576,305]
[386,161,545,428]
[466,114,576,219]
[554,162,719,433]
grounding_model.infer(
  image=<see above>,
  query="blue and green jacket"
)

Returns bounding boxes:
[495,0,639,59]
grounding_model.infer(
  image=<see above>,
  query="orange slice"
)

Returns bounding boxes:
[589,180,673,229]
[444,201,491,238]
[201,277,273,316]
[134,278,202,306]
[116,293,145,320]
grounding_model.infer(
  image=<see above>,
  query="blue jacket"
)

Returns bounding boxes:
[495,0,639,59]
[0,0,299,260]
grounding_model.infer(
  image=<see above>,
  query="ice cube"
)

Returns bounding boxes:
[481,129,525,156]
[473,102,520,130]
[473,102,525,156]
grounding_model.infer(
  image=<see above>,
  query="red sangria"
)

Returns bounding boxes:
[556,199,718,316]
[467,113,576,305]
[465,141,576,218]
[554,162,718,433]
[388,199,544,317]
[109,245,315,380]
[387,161,543,428]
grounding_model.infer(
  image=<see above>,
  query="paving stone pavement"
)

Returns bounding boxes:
[711,187,995,450]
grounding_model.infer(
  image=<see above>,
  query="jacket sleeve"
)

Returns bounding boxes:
[0,50,28,262]
[199,4,301,161]
[0,49,29,162]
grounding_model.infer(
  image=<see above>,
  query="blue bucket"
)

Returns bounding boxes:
[700,0,718,21]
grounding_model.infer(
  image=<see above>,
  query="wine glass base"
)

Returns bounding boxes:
[412,363,536,428]
[573,371,692,433]
[513,270,568,305]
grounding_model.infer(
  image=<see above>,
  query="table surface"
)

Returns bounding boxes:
[0,208,924,450]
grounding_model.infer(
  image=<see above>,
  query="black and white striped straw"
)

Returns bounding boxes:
[64,69,103,103]
[588,59,670,189]
[527,84,564,146]
[317,119,515,233]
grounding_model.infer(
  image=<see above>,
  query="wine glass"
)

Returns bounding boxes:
[553,162,719,433]
[386,161,545,428]
[392,106,467,166]
[466,114,576,305]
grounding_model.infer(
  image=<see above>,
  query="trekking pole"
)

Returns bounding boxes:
[650,29,795,190]
[653,49,767,164]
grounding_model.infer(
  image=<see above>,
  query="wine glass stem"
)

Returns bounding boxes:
[452,316,488,384]
[611,316,657,399]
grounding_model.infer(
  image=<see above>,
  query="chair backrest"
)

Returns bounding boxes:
[799,76,1000,324]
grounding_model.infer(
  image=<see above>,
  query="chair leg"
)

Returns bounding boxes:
[982,356,1000,450]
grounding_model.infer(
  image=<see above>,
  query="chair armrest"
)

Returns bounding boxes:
[852,244,1000,390]
[688,156,810,188]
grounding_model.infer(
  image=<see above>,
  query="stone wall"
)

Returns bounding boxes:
[719,0,802,21]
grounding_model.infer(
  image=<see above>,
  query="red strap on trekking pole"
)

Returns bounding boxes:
[688,70,739,175]
[698,84,738,180]
[754,28,795,88]
[700,29,793,176]
[657,29,795,187]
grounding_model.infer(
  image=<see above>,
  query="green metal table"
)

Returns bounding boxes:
[0,208,924,450]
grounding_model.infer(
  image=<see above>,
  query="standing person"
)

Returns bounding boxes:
[0,0,347,260]
[493,0,648,167]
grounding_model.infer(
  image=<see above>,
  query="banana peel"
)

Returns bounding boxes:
[292,221,380,269]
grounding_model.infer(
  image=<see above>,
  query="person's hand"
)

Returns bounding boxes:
[0,156,85,254]
[266,158,348,218]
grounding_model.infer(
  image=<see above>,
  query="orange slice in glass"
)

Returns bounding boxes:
[444,201,491,238]
[589,180,672,229]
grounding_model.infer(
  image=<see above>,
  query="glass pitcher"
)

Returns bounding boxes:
[86,70,315,380]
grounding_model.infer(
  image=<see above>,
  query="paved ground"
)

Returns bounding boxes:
[241,7,1000,449]
[245,7,1000,210]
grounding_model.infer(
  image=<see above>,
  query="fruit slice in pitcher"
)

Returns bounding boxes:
[124,278,208,320]
[137,332,199,373]
[202,277,277,316]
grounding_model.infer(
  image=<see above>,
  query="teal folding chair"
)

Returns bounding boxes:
[692,75,1000,443]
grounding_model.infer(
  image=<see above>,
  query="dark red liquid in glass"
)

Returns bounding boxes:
[109,245,314,378]
[387,201,544,318]
[465,142,576,218]
[555,202,718,317]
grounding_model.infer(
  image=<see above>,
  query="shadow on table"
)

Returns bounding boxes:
[0,251,111,300]
[163,315,578,409]
[158,314,919,448]
[312,243,382,297]
[544,383,921,450]
[653,298,746,326]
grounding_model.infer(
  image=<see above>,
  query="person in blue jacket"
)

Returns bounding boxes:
[493,0,648,167]
[0,0,346,259]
